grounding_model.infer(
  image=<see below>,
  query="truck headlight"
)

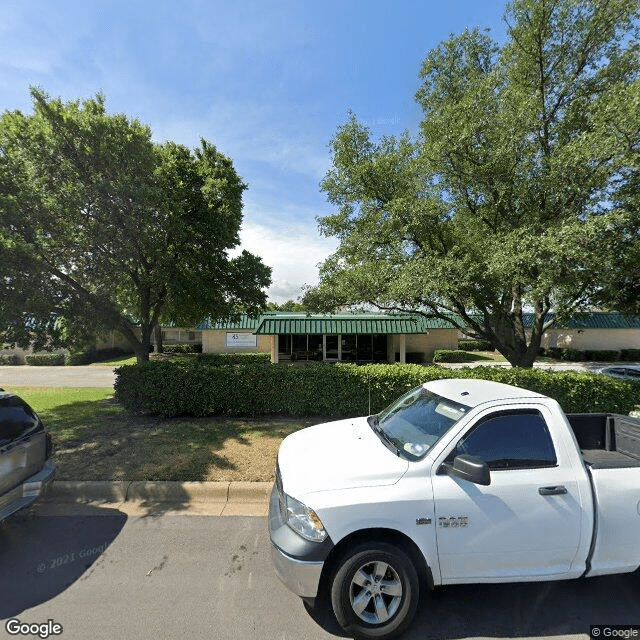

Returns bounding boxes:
[282,493,327,542]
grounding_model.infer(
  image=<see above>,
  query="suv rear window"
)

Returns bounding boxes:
[0,396,42,445]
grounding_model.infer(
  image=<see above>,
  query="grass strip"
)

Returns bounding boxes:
[4,386,318,482]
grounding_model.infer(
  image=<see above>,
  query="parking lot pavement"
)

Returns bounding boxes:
[2,502,639,640]
[0,365,116,388]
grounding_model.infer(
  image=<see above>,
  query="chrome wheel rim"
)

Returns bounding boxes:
[349,560,403,624]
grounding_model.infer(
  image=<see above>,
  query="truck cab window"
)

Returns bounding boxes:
[455,411,557,470]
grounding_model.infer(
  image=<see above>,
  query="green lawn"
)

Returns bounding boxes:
[7,387,114,413]
[5,386,316,482]
[89,355,137,366]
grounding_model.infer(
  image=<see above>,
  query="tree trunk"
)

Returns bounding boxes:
[135,323,153,363]
[154,324,164,353]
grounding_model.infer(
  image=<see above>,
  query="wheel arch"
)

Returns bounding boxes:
[319,527,434,597]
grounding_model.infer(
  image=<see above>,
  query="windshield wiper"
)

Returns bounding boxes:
[368,415,400,457]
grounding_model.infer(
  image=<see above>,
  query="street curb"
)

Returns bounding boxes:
[48,480,273,514]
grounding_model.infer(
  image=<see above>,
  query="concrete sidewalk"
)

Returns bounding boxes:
[44,480,273,516]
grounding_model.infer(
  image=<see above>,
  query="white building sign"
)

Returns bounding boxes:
[225,332,257,348]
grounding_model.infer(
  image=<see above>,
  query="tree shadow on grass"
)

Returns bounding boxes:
[40,399,321,483]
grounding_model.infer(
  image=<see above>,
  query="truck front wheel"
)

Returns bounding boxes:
[330,542,419,640]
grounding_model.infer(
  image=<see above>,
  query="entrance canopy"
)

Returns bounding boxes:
[254,313,455,335]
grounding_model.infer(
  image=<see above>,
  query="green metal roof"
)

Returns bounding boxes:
[197,315,260,331]
[522,312,640,330]
[254,313,456,335]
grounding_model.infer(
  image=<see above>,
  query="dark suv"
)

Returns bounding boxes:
[0,390,55,522]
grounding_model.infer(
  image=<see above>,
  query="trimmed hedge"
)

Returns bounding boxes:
[195,352,271,365]
[0,354,21,365]
[26,353,65,366]
[114,361,640,418]
[543,348,621,362]
[583,350,619,362]
[432,349,479,363]
[561,348,585,362]
[620,349,640,362]
[458,339,493,351]
[163,344,203,354]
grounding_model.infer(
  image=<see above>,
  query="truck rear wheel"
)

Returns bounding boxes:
[330,542,419,640]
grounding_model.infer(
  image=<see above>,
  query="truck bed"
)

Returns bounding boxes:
[566,413,640,469]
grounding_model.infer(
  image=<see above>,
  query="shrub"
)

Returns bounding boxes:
[163,343,203,354]
[432,349,478,363]
[584,350,619,362]
[561,349,585,362]
[458,339,493,351]
[26,353,65,366]
[114,361,640,418]
[0,354,21,365]
[65,347,135,365]
[65,351,93,366]
[620,349,640,362]
[195,352,270,365]
[93,347,135,361]
[546,348,563,359]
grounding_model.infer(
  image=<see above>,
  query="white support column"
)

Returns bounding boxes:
[272,335,279,364]
[399,335,406,363]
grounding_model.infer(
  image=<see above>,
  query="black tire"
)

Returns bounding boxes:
[330,542,420,640]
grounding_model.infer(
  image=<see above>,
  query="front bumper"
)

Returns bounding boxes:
[0,459,55,522]
[268,484,333,598]
[270,543,325,598]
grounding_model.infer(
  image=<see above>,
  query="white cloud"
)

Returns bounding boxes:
[236,221,338,304]
[152,101,331,182]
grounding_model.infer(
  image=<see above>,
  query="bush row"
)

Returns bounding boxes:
[433,349,480,363]
[540,348,631,362]
[65,347,134,365]
[458,339,493,351]
[114,361,640,418]
[0,354,21,365]
[162,343,203,354]
[195,352,271,365]
[26,353,66,366]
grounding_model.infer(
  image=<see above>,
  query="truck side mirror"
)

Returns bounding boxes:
[447,454,491,486]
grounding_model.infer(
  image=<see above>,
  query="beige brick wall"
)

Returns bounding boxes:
[388,330,458,362]
[541,328,640,351]
[202,330,273,354]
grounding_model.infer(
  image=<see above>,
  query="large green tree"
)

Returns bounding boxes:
[0,89,271,362]
[304,0,640,367]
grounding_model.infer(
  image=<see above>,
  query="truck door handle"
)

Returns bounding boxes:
[538,486,567,496]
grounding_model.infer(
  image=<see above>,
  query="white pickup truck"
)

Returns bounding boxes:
[269,378,640,639]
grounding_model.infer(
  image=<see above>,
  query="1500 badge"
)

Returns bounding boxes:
[438,516,469,528]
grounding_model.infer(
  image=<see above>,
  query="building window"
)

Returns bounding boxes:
[325,335,339,359]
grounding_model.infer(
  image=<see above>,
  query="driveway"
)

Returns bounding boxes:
[0,365,116,388]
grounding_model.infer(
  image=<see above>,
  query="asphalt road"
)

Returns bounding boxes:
[0,365,117,388]
[1,503,639,640]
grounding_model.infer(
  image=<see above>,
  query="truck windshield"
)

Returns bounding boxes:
[374,386,469,460]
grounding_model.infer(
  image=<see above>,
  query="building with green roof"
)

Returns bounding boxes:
[197,312,458,363]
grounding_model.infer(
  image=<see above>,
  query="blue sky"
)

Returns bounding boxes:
[1,0,507,303]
